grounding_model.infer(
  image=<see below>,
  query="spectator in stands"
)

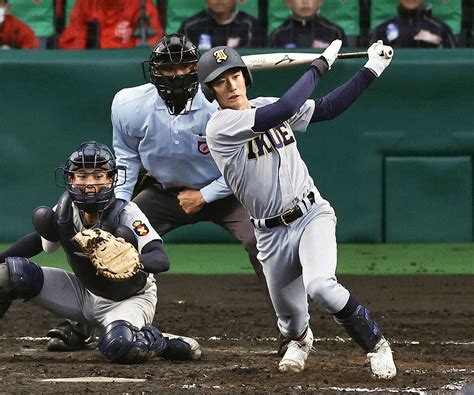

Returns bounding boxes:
[371,0,457,48]
[179,0,266,49]
[59,0,163,49]
[269,0,347,48]
[0,0,39,49]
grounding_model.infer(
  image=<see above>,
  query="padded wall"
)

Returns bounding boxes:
[0,49,473,242]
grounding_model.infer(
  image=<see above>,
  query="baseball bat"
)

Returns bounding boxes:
[242,48,393,71]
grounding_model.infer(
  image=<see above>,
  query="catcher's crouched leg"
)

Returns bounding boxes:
[46,320,98,352]
[98,320,202,364]
[0,257,44,319]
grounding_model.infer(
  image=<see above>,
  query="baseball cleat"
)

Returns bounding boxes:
[277,333,291,357]
[278,327,313,373]
[367,337,397,379]
[162,332,202,361]
[46,335,98,351]
[46,320,98,352]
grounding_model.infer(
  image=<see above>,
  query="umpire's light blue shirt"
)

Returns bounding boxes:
[112,83,230,203]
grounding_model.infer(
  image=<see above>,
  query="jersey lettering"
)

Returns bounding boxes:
[247,121,296,159]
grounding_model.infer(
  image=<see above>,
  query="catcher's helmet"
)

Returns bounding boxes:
[197,46,253,99]
[62,141,120,214]
[143,33,200,115]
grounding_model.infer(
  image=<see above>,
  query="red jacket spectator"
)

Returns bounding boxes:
[0,14,39,49]
[59,0,163,49]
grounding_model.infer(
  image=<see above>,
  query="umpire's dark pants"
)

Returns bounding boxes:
[133,184,273,314]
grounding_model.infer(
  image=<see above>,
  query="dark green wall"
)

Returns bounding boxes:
[1,49,473,243]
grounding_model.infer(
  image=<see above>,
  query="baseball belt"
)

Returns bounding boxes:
[251,192,315,229]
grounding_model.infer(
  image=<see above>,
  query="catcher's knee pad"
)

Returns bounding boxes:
[334,305,383,352]
[99,320,166,364]
[0,257,44,301]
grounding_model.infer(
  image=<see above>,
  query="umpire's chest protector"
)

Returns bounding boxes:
[56,192,147,301]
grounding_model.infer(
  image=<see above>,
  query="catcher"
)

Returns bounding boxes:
[0,141,201,364]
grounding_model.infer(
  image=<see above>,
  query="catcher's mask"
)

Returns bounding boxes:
[60,141,124,214]
[142,33,200,115]
[197,46,253,100]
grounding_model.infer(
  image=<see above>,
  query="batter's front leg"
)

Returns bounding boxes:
[299,214,396,379]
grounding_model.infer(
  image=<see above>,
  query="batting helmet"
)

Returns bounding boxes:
[143,33,200,115]
[197,46,253,99]
[61,142,120,214]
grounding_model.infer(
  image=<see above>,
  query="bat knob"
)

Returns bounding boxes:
[382,47,393,59]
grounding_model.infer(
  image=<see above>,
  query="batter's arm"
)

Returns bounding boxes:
[253,67,321,133]
[311,68,376,122]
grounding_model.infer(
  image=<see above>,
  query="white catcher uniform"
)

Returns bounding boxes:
[206,98,350,338]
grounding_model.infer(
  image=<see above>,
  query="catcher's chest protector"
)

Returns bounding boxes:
[55,192,147,301]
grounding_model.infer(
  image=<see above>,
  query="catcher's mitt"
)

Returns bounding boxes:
[72,228,143,280]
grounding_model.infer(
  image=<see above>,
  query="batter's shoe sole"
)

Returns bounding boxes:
[367,337,397,379]
[278,327,313,373]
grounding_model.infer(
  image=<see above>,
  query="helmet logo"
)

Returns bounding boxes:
[213,49,228,64]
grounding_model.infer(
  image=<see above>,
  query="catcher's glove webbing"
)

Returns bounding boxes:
[72,228,143,280]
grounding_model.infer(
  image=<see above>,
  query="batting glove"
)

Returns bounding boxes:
[364,40,394,77]
[310,39,342,77]
[322,39,342,69]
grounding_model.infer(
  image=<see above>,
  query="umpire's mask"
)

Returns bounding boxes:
[143,33,200,115]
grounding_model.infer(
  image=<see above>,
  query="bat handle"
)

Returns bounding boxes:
[337,48,393,60]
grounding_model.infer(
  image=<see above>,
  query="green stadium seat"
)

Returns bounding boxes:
[268,0,359,37]
[9,0,54,37]
[165,0,259,34]
[370,0,462,34]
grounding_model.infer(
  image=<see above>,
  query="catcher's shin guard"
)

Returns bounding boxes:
[99,320,167,364]
[0,257,44,318]
[334,305,383,353]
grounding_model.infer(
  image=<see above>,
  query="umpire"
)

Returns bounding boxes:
[113,34,264,281]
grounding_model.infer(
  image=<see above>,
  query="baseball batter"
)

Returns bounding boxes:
[0,142,201,363]
[197,40,397,378]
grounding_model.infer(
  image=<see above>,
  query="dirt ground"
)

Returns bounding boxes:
[0,275,473,394]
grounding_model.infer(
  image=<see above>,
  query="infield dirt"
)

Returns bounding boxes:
[0,275,472,393]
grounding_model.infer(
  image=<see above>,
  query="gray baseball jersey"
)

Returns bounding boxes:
[206,97,318,219]
[206,98,350,339]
